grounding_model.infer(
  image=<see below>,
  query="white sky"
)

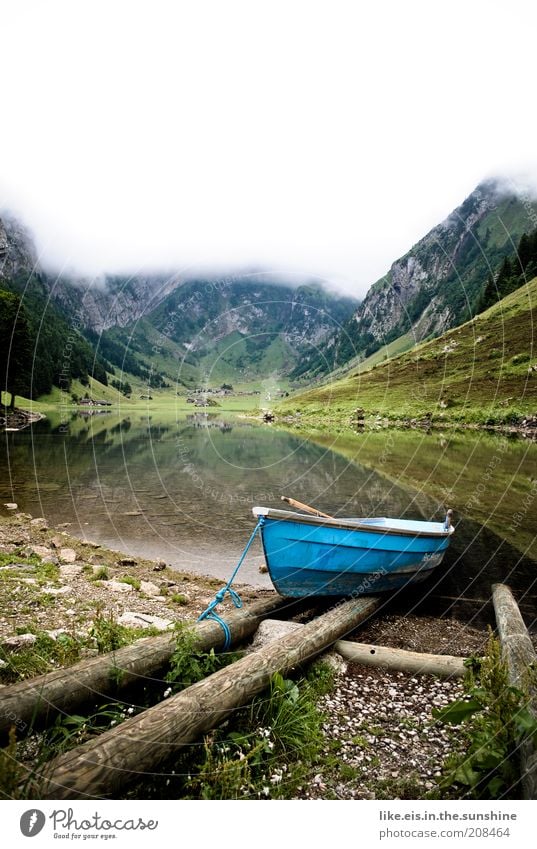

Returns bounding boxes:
[1,0,537,296]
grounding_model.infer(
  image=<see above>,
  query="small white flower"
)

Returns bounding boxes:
[163,687,172,698]
[262,786,270,796]
[127,707,134,714]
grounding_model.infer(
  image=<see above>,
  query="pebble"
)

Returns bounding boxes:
[293,661,467,801]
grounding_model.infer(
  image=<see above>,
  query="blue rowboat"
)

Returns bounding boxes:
[252,506,454,597]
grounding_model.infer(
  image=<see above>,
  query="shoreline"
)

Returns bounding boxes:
[274,410,537,439]
[0,407,46,432]
[0,508,496,800]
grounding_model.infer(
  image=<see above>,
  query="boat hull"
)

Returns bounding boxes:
[256,511,452,598]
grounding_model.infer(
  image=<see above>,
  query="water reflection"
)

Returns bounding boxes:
[1,412,536,625]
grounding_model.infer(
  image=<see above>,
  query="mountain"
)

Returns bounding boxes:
[304,179,537,376]
[93,275,358,387]
[1,211,358,397]
[280,272,537,427]
[0,215,109,400]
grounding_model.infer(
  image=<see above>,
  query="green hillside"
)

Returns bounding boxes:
[279,277,537,428]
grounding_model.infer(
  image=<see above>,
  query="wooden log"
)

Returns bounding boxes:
[33,595,381,798]
[0,595,288,739]
[492,583,537,800]
[335,640,467,678]
[253,620,467,678]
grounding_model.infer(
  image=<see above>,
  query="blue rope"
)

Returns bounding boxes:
[197,516,265,650]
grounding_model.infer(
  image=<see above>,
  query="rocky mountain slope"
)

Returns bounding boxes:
[94,275,358,387]
[304,179,537,376]
[281,273,537,426]
[1,210,358,393]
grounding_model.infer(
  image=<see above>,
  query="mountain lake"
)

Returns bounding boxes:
[1,409,536,627]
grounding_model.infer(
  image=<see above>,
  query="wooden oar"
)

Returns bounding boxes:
[281,495,333,519]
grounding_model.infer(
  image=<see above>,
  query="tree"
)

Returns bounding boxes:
[0,290,33,409]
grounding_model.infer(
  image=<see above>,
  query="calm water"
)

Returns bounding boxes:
[1,410,536,627]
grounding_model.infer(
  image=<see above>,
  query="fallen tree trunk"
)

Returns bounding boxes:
[492,583,537,800]
[33,595,381,799]
[335,640,467,678]
[0,595,289,739]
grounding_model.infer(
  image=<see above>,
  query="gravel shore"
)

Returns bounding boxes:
[1,508,494,800]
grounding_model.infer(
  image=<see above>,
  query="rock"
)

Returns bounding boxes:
[49,536,65,549]
[3,503,18,510]
[117,612,173,631]
[101,580,135,593]
[250,618,304,650]
[0,562,36,572]
[41,554,59,565]
[45,586,73,596]
[31,545,53,558]
[322,650,348,675]
[140,580,161,597]
[59,564,83,578]
[2,633,37,651]
[30,517,48,529]
[258,564,269,574]
[46,628,69,640]
[152,560,167,571]
[59,548,77,563]
[118,557,137,567]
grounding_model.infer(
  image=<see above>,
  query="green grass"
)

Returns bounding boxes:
[278,277,537,427]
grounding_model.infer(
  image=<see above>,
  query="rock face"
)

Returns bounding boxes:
[333,179,537,365]
[47,272,185,333]
[0,214,37,283]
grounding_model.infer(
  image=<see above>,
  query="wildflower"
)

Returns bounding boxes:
[163,687,172,698]
[127,707,134,715]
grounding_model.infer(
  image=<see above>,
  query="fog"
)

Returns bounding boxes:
[1,1,537,297]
